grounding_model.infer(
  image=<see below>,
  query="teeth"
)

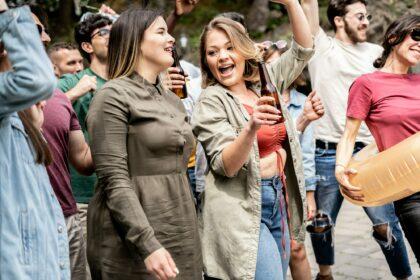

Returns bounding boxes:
[219,65,234,74]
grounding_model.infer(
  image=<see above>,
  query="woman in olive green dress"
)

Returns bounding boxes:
[86,8,202,280]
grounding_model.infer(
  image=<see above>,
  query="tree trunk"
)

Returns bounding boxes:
[246,0,270,33]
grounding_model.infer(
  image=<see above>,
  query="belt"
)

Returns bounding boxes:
[315,140,366,150]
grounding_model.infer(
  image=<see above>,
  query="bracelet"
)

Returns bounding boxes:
[335,163,347,169]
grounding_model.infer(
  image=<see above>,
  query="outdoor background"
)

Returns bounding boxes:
[7,0,420,64]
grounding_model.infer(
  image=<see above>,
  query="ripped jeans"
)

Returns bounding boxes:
[310,146,412,279]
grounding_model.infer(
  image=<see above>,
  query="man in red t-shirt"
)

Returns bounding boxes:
[43,89,94,280]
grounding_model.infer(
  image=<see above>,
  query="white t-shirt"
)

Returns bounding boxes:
[308,28,382,143]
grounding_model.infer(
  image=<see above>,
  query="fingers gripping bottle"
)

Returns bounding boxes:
[257,60,284,123]
[171,46,188,99]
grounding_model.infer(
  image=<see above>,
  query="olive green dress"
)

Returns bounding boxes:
[86,72,202,279]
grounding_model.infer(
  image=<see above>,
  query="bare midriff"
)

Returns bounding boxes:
[260,149,287,178]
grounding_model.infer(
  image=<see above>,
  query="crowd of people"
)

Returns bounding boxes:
[0,0,419,279]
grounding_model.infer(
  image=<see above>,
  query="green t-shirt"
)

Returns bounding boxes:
[58,68,107,203]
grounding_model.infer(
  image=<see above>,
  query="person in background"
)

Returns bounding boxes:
[0,3,70,279]
[192,0,314,278]
[336,14,420,266]
[264,40,323,280]
[57,12,112,239]
[301,0,412,278]
[31,13,94,280]
[48,42,84,77]
[86,7,202,280]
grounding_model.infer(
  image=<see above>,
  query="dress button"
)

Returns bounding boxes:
[59,262,65,269]
[58,226,64,233]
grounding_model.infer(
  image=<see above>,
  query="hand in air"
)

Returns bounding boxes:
[269,0,296,6]
[99,4,117,15]
[175,0,199,16]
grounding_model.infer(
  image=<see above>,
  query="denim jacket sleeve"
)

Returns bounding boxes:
[0,6,55,119]
[300,121,317,191]
[287,90,317,191]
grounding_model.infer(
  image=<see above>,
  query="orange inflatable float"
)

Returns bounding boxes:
[342,132,420,207]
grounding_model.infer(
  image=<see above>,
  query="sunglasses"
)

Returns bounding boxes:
[91,28,111,39]
[411,28,420,42]
[36,24,47,35]
[355,13,372,22]
[261,40,288,51]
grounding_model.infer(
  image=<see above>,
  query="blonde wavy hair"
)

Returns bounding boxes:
[199,17,261,88]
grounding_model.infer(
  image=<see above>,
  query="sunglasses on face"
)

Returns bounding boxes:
[91,28,111,39]
[36,24,47,35]
[411,28,420,42]
[350,13,372,22]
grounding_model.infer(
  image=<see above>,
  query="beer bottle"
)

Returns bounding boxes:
[258,60,284,123]
[171,46,188,99]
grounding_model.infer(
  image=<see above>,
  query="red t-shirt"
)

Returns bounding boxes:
[347,71,420,152]
[43,89,81,217]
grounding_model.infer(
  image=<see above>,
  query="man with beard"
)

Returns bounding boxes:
[301,1,413,279]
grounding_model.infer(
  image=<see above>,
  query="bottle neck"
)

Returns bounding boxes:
[172,49,181,68]
[258,61,271,87]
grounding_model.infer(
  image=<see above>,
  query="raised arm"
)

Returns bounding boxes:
[166,0,198,34]
[301,0,320,36]
[271,0,313,48]
[0,5,55,118]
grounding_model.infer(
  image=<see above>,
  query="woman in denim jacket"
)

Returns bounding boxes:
[0,4,70,279]
[192,0,314,279]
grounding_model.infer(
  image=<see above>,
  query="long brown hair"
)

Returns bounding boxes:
[374,14,420,69]
[199,17,260,89]
[18,109,52,166]
[107,7,161,79]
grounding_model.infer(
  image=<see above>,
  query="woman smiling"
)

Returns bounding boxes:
[192,0,314,279]
[86,8,202,280]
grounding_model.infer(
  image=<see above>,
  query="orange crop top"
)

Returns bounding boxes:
[244,104,288,158]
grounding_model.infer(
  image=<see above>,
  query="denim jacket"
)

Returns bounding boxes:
[0,7,70,279]
[287,89,317,191]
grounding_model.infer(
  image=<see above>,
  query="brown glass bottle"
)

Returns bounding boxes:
[258,60,284,123]
[171,46,188,99]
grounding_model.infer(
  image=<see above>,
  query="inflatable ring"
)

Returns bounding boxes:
[341,132,420,207]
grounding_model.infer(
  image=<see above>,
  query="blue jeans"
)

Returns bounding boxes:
[187,167,200,206]
[255,177,290,280]
[311,146,412,278]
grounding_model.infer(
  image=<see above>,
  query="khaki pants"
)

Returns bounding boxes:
[77,203,88,240]
[66,211,91,280]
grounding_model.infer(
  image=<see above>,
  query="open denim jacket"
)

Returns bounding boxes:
[0,7,70,279]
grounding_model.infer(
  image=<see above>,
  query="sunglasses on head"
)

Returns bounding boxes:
[411,28,420,42]
[261,40,288,51]
[91,28,111,39]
